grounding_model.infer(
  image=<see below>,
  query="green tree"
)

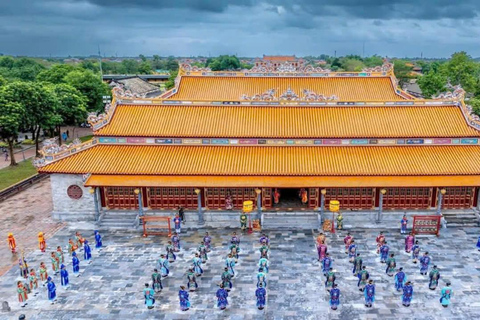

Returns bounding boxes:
[165,56,179,71]
[80,60,100,73]
[0,87,25,166]
[393,60,414,86]
[443,52,479,93]
[138,61,153,74]
[152,55,164,70]
[342,58,365,72]
[165,70,178,90]
[1,81,59,156]
[48,84,88,145]
[363,55,384,68]
[121,59,140,73]
[64,69,109,112]
[206,55,241,71]
[470,98,480,116]
[417,72,447,98]
[36,64,77,84]
[0,75,5,87]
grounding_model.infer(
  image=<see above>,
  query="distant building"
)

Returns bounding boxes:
[254,55,305,71]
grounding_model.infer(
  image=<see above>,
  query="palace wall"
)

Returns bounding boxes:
[50,174,97,221]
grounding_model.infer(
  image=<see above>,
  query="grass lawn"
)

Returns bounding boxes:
[79,135,93,143]
[0,161,38,191]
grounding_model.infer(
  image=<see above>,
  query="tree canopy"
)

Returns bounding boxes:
[64,69,109,112]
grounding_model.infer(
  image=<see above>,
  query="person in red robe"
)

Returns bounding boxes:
[301,189,308,205]
[344,233,353,254]
[376,231,385,254]
[273,189,280,205]
[317,242,328,261]
[405,232,415,253]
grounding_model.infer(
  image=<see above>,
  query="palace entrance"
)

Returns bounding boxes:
[273,188,309,208]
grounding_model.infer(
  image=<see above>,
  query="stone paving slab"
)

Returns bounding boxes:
[0,226,479,320]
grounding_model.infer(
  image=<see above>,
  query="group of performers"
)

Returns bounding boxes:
[14,230,102,307]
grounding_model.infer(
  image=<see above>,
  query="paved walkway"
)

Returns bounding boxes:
[0,225,479,319]
[0,178,65,276]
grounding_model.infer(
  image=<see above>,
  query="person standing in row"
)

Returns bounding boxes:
[258,256,269,274]
[179,286,191,311]
[419,252,431,275]
[357,266,370,292]
[152,269,163,293]
[440,282,453,308]
[17,281,28,308]
[257,268,267,288]
[50,252,60,275]
[203,232,212,252]
[144,283,155,309]
[379,241,389,263]
[402,281,413,307]
[47,277,56,304]
[166,241,176,263]
[352,253,363,276]
[322,253,333,277]
[221,267,233,291]
[225,254,236,277]
[375,231,385,254]
[329,284,340,311]
[171,232,181,252]
[325,268,336,290]
[344,233,353,254]
[158,254,169,277]
[394,267,406,291]
[178,206,185,222]
[317,241,328,262]
[429,266,441,290]
[173,213,182,234]
[385,254,396,277]
[39,262,48,285]
[348,240,357,263]
[411,241,420,264]
[94,230,103,249]
[56,246,64,264]
[28,269,38,294]
[198,241,208,263]
[364,280,375,308]
[400,215,408,234]
[193,253,203,277]
[405,232,415,253]
[186,268,198,292]
[72,252,80,277]
[256,283,266,310]
[216,284,229,310]
[60,264,69,288]
[84,240,92,264]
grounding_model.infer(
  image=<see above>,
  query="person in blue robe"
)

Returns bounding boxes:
[143,283,155,309]
[352,254,362,276]
[476,236,480,251]
[186,268,198,292]
[411,241,420,264]
[394,267,406,291]
[257,268,267,288]
[225,254,236,277]
[322,253,333,276]
[256,283,267,310]
[216,284,229,310]
[179,286,191,311]
[364,280,375,308]
[94,230,102,249]
[348,240,357,263]
[193,253,203,276]
[173,213,181,234]
[379,241,389,263]
[419,252,431,275]
[166,241,176,263]
[158,254,169,277]
[83,240,92,263]
[72,252,80,276]
[402,281,413,307]
[47,277,56,304]
[221,267,233,291]
[231,232,240,252]
[203,232,212,252]
[329,284,340,310]
[428,265,441,290]
[151,269,163,292]
[400,215,408,234]
[171,232,181,251]
[60,264,69,287]
[440,282,453,308]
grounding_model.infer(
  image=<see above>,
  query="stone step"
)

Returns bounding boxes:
[447,223,478,227]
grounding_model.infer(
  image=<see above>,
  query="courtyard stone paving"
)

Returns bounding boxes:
[0,225,479,320]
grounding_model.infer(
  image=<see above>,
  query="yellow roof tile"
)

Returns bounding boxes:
[39,145,480,176]
[170,76,404,101]
[95,105,480,138]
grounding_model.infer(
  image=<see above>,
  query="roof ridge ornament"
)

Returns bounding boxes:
[241,88,339,101]
[362,59,394,73]
[433,84,466,100]
[180,63,211,73]
[248,62,331,73]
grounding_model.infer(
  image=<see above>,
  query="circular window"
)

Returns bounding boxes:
[67,185,83,200]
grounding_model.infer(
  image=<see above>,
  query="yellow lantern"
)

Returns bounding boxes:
[243,200,253,213]
[329,200,340,212]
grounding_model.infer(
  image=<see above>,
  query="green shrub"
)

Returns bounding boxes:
[22,139,35,145]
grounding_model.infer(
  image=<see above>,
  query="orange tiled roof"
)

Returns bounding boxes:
[95,105,480,138]
[170,76,404,101]
[85,174,480,187]
[39,145,480,176]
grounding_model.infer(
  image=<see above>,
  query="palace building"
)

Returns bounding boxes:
[35,59,480,227]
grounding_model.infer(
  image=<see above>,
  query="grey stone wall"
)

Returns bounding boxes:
[50,174,96,221]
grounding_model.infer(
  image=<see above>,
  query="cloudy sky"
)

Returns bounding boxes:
[1,0,479,58]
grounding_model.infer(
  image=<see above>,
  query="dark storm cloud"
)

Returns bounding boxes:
[0,0,480,57]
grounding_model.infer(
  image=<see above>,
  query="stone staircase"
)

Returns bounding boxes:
[442,209,479,227]
[98,211,139,229]
[262,211,319,230]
